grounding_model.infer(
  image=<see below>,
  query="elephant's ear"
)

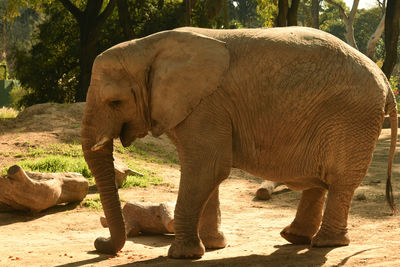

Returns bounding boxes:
[148,30,230,136]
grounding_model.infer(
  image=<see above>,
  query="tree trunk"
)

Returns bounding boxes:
[276,0,299,27]
[78,26,99,102]
[276,0,289,27]
[58,0,116,102]
[185,0,192,26]
[117,0,134,41]
[366,13,385,60]
[311,0,319,29]
[325,0,359,50]
[2,19,7,62]
[382,0,400,78]
[223,0,229,29]
[288,0,300,26]
[343,16,358,49]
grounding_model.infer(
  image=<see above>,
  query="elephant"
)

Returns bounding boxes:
[81,26,397,259]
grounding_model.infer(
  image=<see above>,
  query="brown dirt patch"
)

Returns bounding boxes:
[0,103,399,266]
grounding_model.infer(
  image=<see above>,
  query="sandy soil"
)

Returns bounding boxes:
[0,103,399,267]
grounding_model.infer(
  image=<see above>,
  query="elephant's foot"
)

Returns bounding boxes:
[200,231,227,249]
[311,229,349,247]
[280,225,312,245]
[168,238,205,259]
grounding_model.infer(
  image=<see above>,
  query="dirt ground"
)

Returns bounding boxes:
[0,103,399,267]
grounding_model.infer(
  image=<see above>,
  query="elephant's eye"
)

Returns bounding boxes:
[109,100,122,108]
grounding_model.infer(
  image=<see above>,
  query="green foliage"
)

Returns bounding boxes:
[12,0,186,106]
[320,2,347,42]
[0,61,7,79]
[13,3,79,106]
[0,107,18,119]
[9,82,25,108]
[0,0,45,22]
[389,75,400,111]
[256,0,277,27]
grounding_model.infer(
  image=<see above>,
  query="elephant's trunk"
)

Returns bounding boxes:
[82,115,126,254]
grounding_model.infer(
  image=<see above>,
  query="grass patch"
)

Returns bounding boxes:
[0,107,18,119]
[2,137,174,190]
[121,172,163,188]
[27,144,83,157]
[82,195,102,211]
[16,155,92,178]
[116,140,179,165]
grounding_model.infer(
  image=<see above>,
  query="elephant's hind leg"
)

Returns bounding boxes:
[311,182,360,247]
[281,187,327,244]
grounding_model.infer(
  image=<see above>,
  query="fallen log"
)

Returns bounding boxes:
[255,181,282,200]
[101,201,175,236]
[0,165,89,212]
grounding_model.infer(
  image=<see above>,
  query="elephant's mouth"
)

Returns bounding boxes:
[119,123,147,148]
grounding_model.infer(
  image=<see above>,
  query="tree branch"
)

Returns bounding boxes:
[96,0,117,28]
[349,0,360,20]
[325,0,348,20]
[58,0,83,22]
[366,13,385,59]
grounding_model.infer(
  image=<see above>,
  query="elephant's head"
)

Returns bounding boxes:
[81,29,229,254]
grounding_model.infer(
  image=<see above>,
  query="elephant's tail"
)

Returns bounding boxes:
[385,89,397,215]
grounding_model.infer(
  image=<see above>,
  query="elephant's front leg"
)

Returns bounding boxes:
[280,187,327,244]
[168,161,229,259]
[166,98,232,259]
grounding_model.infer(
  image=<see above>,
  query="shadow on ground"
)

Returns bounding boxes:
[111,245,365,267]
[0,202,80,226]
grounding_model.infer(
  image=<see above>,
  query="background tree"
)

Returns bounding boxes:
[255,0,277,27]
[58,0,117,102]
[365,1,385,60]
[7,0,400,107]
[117,0,134,40]
[13,3,80,106]
[12,0,185,106]
[311,0,320,28]
[0,0,42,64]
[382,0,400,78]
[325,0,359,49]
[320,0,387,60]
[276,0,300,26]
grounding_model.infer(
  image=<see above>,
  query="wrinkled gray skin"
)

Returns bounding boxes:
[81,27,397,258]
